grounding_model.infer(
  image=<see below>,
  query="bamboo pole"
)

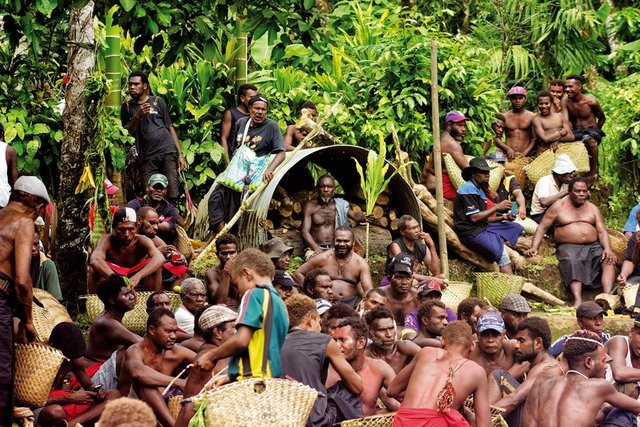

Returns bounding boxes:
[430,41,449,277]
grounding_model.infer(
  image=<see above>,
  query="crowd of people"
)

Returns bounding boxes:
[0,70,639,427]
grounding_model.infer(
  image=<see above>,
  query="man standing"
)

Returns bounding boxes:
[526,177,616,307]
[121,70,185,202]
[388,321,491,427]
[386,214,441,278]
[381,254,419,325]
[562,74,606,179]
[548,301,611,357]
[529,154,576,223]
[365,306,421,373]
[219,84,258,162]
[174,278,207,335]
[420,110,470,200]
[0,175,49,425]
[0,123,18,208]
[127,174,181,245]
[499,294,531,339]
[294,227,373,308]
[531,90,575,153]
[495,86,536,160]
[454,157,523,274]
[301,175,367,259]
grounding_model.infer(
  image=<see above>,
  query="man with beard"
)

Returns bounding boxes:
[454,157,523,274]
[365,306,420,373]
[204,233,238,307]
[386,215,442,279]
[494,86,536,160]
[412,300,448,348]
[562,74,606,179]
[121,71,185,202]
[500,294,531,339]
[303,268,334,303]
[526,177,616,308]
[381,254,419,325]
[529,154,576,224]
[301,175,368,259]
[127,174,181,245]
[327,317,397,416]
[524,330,640,427]
[294,226,373,308]
[89,207,165,292]
[531,91,574,153]
[548,79,565,113]
[491,317,562,426]
[120,308,195,426]
[401,281,457,343]
[469,312,520,377]
[420,110,470,200]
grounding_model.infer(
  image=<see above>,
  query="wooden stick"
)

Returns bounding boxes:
[162,364,193,396]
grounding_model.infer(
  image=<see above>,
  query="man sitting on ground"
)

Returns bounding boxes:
[469,312,520,378]
[357,288,387,316]
[327,316,397,416]
[526,177,616,307]
[204,233,239,307]
[499,294,531,339]
[388,321,491,427]
[365,306,421,373]
[31,226,62,300]
[548,301,611,357]
[303,268,334,303]
[401,280,457,342]
[294,226,373,308]
[281,294,364,426]
[386,215,441,280]
[457,297,489,336]
[322,303,358,335]
[174,278,207,335]
[381,254,419,325]
[605,317,640,398]
[410,300,448,348]
[145,290,173,315]
[88,207,164,292]
[120,308,195,426]
[529,154,575,223]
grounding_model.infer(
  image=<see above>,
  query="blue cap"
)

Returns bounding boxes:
[477,312,505,334]
[487,151,507,163]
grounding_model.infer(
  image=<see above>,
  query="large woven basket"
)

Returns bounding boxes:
[15,343,65,407]
[441,281,473,313]
[622,284,639,309]
[525,142,589,185]
[475,273,525,307]
[556,142,590,173]
[443,154,504,190]
[176,225,193,259]
[504,157,530,189]
[200,378,317,426]
[464,397,508,427]
[608,228,628,266]
[32,288,73,342]
[340,412,396,427]
[84,291,181,335]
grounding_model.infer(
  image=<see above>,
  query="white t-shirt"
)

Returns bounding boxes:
[174,305,195,335]
[530,174,567,216]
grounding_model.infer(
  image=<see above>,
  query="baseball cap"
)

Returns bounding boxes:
[316,298,332,316]
[507,86,527,97]
[104,178,119,196]
[576,301,607,319]
[248,94,269,106]
[273,270,296,288]
[261,237,293,259]
[391,254,413,276]
[417,280,442,297]
[198,305,238,331]
[445,110,470,124]
[552,154,577,175]
[487,151,507,163]
[113,207,137,225]
[14,176,50,203]
[477,312,506,334]
[500,294,531,313]
[148,173,169,188]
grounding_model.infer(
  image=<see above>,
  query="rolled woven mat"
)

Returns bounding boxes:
[440,281,472,313]
[15,343,65,407]
[594,292,621,311]
[607,228,628,265]
[525,142,589,185]
[32,288,73,342]
[340,412,397,427]
[475,272,525,307]
[622,284,639,309]
[514,217,538,236]
[84,291,181,335]
[199,378,317,426]
[443,154,504,190]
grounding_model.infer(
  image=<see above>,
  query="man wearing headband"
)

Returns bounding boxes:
[207,93,285,234]
[88,207,165,292]
[524,330,640,426]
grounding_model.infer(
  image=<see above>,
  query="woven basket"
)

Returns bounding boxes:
[556,142,590,173]
[525,142,589,185]
[443,154,504,190]
[594,293,621,312]
[464,397,507,427]
[176,225,193,259]
[607,228,628,265]
[441,281,473,313]
[168,395,183,420]
[622,284,639,309]
[201,378,317,426]
[504,157,530,189]
[84,291,181,335]
[514,217,538,236]
[32,289,73,342]
[475,273,525,307]
[524,149,556,185]
[15,343,65,407]
[340,412,396,427]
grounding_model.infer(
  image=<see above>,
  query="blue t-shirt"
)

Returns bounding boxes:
[454,181,488,236]
[623,205,640,233]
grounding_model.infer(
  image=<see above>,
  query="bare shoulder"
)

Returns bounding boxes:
[396,339,421,356]
[367,356,394,375]
[531,360,562,378]
[303,198,320,210]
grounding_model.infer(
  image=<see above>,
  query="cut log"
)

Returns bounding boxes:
[293,201,302,214]
[388,209,397,221]
[522,282,566,306]
[372,205,385,220]
[280,218,302,230]
[390,218,399,231]
[269,199,281,210]
[414,184,454,227]
[351,204,363,215]
[260,219,274,231]
[278,205,293,218]
[376,193,391,206]
[377,217,389,228]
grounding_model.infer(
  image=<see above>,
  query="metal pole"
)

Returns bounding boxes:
[430,41,449,278]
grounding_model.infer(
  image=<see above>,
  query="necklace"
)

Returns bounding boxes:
[334,251,353,277]
[565,369,589,380]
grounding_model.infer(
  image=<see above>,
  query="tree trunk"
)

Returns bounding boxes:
[55,1,95,313]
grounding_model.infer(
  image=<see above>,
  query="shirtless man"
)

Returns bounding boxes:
[524,330,640,427]
[121,308,195,426]
[88,207,164,292]
[420,110,470,200]
[283,101,318,151]
[495,87,536,160]
[469,312,520,378]
[386,215,441,279]
[549,79,565,113]
[303,268,334,302]
[388,321,491,427]
[204,233,238,307]
[531,90,574,152]
[357,288,388,316]
[294,227,373,308]
[381,254,419,324]
[0,176,49,425]
[327,317,397,416]
[525,177,616,307]
[301,176,367,259]
[365,306,421,373]
[562,74,606,178]
[491,317,563,426]
[412,300,448,348]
